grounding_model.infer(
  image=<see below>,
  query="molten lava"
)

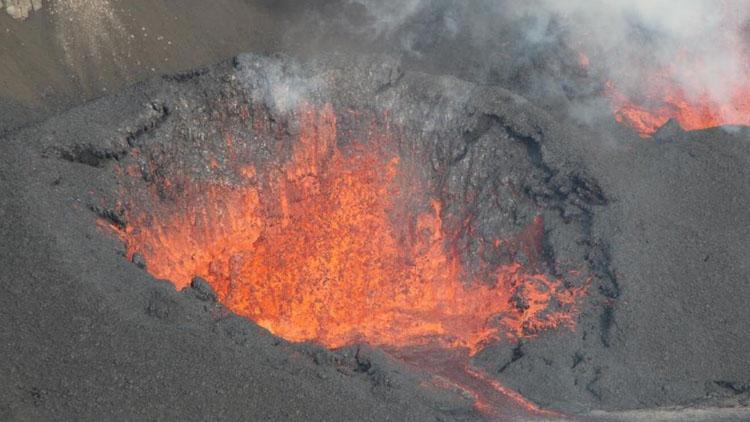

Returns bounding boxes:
[113,103,585,356]
[605,7,750,137]
[607,71,750,137]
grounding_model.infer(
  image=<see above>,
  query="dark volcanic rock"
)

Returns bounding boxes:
[190,277,217,302]
[131,252,147,270]
[0,51,748,422]
[480,118,750,413]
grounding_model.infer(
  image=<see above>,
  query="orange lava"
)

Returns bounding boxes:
[399,347,560,418]
[606,73,750,137]
[605,7,750,137]
[113,103,585,356]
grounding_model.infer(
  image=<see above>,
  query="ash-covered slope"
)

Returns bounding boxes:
[0,52,748,421]
[584,126,750,410]
[479,121,750,413]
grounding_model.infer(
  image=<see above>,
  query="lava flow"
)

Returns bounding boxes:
[605,6,750,137]
[606,68,750,137]
[110,102,585,414]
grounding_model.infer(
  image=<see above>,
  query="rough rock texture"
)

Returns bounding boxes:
[479,122,750,414]
[1,52,749,422]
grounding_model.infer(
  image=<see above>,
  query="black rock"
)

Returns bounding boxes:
[652,118,685,143]
[131,253,147,270]
[190,277,217,302]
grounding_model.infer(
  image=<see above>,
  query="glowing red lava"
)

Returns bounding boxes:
[606,71,750,137]
[109,102,585,415]
[605,8,750,137]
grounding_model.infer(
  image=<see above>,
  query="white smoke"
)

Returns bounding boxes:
[351,0,750,125]
[510,0,750,104]
[348,0,427,35]
[235,55,324,115]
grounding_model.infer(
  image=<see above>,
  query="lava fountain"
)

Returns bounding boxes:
[108,101,586,416]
